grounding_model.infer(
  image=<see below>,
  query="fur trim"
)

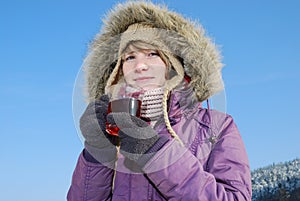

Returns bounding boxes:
[83,1,224,102]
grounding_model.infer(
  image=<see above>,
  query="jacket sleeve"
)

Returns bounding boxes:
[143,114,252,201]
[67,150,115,201]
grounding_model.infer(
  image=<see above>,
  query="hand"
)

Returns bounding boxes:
[80,95,118,163]
[106,112,169,164]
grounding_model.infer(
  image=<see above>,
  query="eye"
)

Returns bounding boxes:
[148,51,159,57]
[124,55,135,61]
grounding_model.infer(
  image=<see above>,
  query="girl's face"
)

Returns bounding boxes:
[122,46,167,90]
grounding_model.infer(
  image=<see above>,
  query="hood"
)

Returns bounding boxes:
[83,1,224,102]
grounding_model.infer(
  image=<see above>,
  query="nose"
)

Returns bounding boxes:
[135,59,149,73]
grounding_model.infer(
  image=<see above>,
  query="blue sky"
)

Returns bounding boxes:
[1,0,299,200]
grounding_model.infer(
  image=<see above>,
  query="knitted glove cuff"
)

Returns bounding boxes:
[83,149,99,163]
[84,142,117,164]
[135,135,170,167]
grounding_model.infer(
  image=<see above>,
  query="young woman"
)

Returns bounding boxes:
[68,2,252,200]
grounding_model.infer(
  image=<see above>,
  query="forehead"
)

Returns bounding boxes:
[123,47,155,56]
[123,42,157,54]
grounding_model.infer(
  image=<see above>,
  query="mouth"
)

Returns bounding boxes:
[134,77,154,81]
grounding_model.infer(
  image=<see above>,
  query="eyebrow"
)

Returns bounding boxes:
[122,49,158,59]
[122,51,135,60]
[124,51,136,55]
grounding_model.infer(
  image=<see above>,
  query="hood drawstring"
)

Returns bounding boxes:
[162,88,184,146]
[206,99,210,110]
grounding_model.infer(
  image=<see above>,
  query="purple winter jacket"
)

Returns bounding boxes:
[67,87,252,201]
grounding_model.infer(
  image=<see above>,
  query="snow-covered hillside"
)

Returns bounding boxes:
[251,158,300,201]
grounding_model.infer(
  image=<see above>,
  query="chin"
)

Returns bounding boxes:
[141,85,162,90]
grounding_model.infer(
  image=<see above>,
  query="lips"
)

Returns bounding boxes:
[134,77,154,81]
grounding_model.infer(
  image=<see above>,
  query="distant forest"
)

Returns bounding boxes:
[251,158,300,201]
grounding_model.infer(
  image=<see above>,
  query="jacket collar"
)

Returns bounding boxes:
[167,80,199,120]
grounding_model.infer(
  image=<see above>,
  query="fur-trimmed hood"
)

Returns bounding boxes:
[83,1,224,102]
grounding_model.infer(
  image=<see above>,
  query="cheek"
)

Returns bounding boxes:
[154,60,166,72]
[157,66,167,82]
[122,65,128,76]
[122,65,133,80]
